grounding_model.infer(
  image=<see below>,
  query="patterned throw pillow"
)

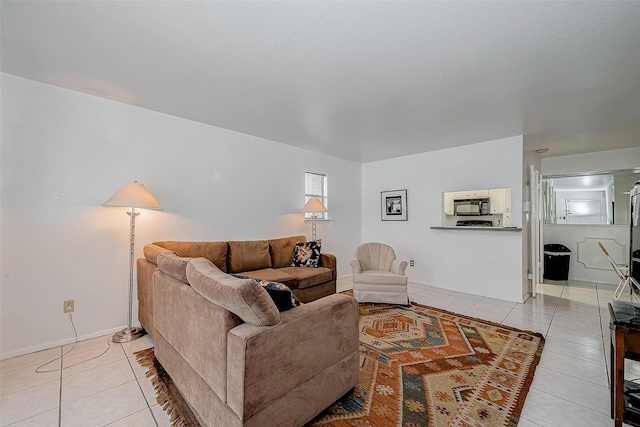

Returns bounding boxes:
[232,275,301,311]
[290,239,322,268]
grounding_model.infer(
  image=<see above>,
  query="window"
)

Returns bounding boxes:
[304,172,328,219]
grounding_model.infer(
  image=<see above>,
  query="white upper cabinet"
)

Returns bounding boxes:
[489,188,512,214]
[452,190,489,199]
[469,189,489,198]
[443,192,455,215]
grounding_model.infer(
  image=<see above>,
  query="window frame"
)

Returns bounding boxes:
[304,171,328,220]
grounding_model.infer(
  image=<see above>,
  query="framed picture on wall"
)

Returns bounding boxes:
[381,189,407,221]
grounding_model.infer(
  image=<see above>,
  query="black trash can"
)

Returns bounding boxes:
[544,244,571,281]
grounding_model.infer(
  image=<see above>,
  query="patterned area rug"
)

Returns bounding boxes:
[136,301,544,427]
[308,302,544,427]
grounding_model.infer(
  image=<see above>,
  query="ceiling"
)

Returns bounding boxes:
[2,1,640,163]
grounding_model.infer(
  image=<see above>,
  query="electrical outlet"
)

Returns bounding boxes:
[63,299,74,313]
[410,260,415,267]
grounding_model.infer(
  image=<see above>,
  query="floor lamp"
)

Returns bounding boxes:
[300,197,327,241]
[104,181,161,343]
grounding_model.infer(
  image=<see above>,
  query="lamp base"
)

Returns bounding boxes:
[112,327,146,343]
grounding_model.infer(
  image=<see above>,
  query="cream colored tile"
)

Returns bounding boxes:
[0,347,61,374]
[512,303,556,316]
[150,404,172,427]
[546,324,604,349]
[516,417,544,427]
[555,298,600,316]
[550,316,603,335]
[0,380,60,425]
[535,283,564,297]
[539,349,608,387]
[557,290,597,301]
[530,366,610,415]
[520,387,613,427]
[552,307,602,324]
[5,408,59,427]
[543,336,605,365]
[106,408,156,427]
[504,308,553,324]
[1,360,60,397]
[440,295,477,309]
[410,292,445,307]
[407,283,429,293]
[120,335,154,358]
[565,280,597,289]
[451,291,484,302]
[470,300,514,315]
[61,358,136,404]
[423,286,454,296]
[60,380,147,427]
[137,375,157,406]
[463,307,507,324]
[413,289,449,301]
[62,343,127,377]
[128,355,150,379]
[478,296,517,308]
[62,334,112,354]
[501,315,550,336]
[523,294,559,307]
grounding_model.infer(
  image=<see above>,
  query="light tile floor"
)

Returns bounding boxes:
[1,279,638,426]
[1,333,168,427]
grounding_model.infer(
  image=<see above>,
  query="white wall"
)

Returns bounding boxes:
[543,225,629,284]
[0,74,362,358]
[362,136,524,302]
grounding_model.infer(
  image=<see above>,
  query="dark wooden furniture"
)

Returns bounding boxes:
[609,299,640,427]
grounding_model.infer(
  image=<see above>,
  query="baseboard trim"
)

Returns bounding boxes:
[0,323,141,360]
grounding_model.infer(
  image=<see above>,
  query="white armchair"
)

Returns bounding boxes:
[350,242,409,305]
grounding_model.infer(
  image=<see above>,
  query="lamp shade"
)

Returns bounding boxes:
[300,197,327,213]
[104,181,161,210]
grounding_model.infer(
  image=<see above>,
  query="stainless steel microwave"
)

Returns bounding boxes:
[454,199,489,216]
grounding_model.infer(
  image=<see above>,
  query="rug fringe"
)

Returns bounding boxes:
[135,348,200,427]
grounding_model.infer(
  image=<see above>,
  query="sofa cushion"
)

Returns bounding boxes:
[238,268,298,289]
[228,240,271,273]
[277,267,333,290]
[186,258,280,326]
[268,235,306,268]
[232,275,301,311]
[143,244,178,265]
[290,240,322,268]
[156,252,191,283]
[153,241,228,272]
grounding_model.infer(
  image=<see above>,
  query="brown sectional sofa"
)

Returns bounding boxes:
[136,236,358,426]
[137,235,337,338]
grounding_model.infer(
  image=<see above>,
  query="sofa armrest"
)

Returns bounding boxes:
[226,293,359,420]
[320,252,337,280]
[350,258,361,274]
[391,259,408,275]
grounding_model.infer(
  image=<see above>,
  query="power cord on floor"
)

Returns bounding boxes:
[35,312,111,373]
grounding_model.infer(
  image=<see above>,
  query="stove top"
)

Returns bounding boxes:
[456,220,493,227]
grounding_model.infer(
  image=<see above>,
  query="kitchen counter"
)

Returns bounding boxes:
[430,226,522,231]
